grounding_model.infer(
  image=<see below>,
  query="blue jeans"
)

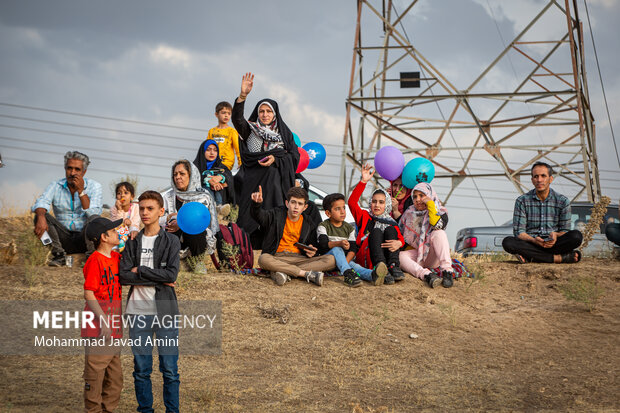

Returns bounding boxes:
[326,247,373,281]
[129,315,180,413]
[206,188,223,205]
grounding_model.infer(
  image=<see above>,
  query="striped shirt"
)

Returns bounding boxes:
[32,178,103,231]
[512,188,571,237]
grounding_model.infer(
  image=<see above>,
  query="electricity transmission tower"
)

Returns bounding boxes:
[340,0,600,204]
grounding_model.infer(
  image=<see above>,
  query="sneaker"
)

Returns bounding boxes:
[442,270,454,288]
[179,247,191,260]
[384,274,395,285]
[305,271,324,286]
[343,269,362,288]
[371,262,388,286]
[389,264,405,282]
[425,272,442,288]
[271,271,289,286]
[48,254,66,267]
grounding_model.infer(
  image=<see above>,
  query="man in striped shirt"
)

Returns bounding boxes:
[33,151,102,266]
[502,162,582,263]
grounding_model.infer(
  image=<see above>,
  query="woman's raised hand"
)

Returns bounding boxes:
[239,72,254,100]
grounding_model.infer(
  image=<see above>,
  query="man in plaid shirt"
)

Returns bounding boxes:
[33,151,102,266]
[502,162,583,263]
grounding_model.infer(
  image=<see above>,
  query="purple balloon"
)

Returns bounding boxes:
[374,146,405,181]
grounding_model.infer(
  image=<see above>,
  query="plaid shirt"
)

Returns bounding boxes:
[32,178,102,231]
[512,188,571,237]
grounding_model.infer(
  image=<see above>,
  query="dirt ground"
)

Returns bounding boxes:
[0,216,619,412]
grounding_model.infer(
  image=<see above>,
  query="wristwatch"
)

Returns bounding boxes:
[79,190,86,197]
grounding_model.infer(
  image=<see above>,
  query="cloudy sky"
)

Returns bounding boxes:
[1,0,618,244]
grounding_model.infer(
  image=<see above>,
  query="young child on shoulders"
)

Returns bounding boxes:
[82,217,125,413]
[317,193,387,287]
[208,101,241,171]
[251,186,336,286]
[109,181,140,252]
[348,163,406,285]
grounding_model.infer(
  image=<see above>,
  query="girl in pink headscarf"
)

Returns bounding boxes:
[398,182,454,288]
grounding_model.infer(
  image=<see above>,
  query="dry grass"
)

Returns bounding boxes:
[0,216,619,411]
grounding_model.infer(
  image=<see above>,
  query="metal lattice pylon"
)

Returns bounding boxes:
[340,0,600,205]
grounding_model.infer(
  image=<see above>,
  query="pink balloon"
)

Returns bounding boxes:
[374,146,405,181]
[297,147,310,173]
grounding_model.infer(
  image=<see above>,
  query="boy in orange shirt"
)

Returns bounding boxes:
[251,186,336,286]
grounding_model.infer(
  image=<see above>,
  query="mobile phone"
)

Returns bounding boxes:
[40,231,52,246]
[259,156,270,163]
[294,242,312,250]
[541,234,553,241]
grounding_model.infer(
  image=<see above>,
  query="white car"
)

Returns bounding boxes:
[307,185,354,223]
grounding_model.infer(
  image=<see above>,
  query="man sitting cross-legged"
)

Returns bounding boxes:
[502,162,583,264]
[251,186,336,286]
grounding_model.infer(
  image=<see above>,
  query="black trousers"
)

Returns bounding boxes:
[502,230,583,263]
[35,213,97,257]
[368,226,400,267]
[171,229,207,257]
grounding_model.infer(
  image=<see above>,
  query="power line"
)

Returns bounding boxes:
[0,135,178,162]
[0,104,346,148]
[2,156,169,181]
[2,144,171,169]
[0,113,205,142]
[0,124,196,151]
[0,102,208,132]
[584,0,619,167]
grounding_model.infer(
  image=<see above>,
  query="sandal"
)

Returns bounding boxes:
[560,250,582,264]
[515,254,526,264]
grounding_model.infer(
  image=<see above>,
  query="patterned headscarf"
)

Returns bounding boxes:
[247,102,283,152]
[369,188,398,231]
[399,182,448,263]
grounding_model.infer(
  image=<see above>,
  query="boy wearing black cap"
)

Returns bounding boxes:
[82,217,124,413]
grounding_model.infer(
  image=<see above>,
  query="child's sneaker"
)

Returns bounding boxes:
[271,271,289,286]
[343,269,362,288]
[425,271,442,288]
[384,274,395,285]
[441,270,454,288]
[305,271,324,286]
[371,262,388,286]
[388,263,405,281]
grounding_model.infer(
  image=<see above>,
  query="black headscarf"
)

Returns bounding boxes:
[193,139,235,204]
[233,98,300,235]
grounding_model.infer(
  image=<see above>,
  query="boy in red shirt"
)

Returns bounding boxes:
[82,217,124,413]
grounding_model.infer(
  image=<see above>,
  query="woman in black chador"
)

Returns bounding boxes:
[232,72,299,248]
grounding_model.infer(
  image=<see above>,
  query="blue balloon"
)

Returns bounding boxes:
[402,157,435,188]
[302,142,326,169]
[177,202,211,235]
[292,132,301,147]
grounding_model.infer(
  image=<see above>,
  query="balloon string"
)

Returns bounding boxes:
[395,187,403,199]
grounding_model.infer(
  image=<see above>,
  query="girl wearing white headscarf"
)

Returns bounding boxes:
[348,164,406,285]
[399,182,453,288]
[160,159,219,257]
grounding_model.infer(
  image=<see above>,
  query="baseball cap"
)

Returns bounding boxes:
[86,217,123,241]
